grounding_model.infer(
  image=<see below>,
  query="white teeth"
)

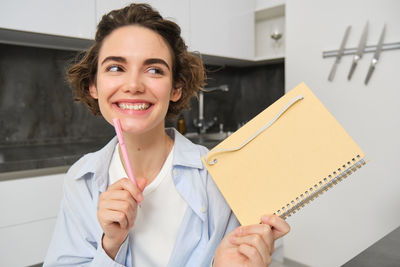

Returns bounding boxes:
[118,103,150,110]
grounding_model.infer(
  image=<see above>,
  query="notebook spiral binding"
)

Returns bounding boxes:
[275,155,366,220]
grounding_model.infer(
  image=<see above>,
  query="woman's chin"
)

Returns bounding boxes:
[119,120,164,135]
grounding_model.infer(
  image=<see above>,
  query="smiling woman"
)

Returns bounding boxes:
[66,4,205,121]
[88,25,181,135]
[43,3,290,267]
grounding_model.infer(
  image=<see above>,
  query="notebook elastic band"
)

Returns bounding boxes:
[206,94,304,165]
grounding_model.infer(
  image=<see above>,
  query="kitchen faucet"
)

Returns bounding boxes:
[194,84,229,134]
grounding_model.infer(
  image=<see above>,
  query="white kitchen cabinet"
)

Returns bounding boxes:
[189,0,255,60]
[96,0,255,60]
[95,0,190,46]
[95,0,285,63]
[0,0,285,64]
[0,0,96,39]
[254,0,285,61]
[96,0,255,61]
[0,173,64,266]
[255,0,285,11]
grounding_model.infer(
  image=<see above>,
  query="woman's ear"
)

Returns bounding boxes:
[89,83,99,99]
[170,87,182,102]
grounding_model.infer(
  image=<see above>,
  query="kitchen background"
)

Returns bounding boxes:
[0,0,399,267]
[0,42,284,172]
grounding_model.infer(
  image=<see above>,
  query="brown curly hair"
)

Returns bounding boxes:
[67,3,205,120]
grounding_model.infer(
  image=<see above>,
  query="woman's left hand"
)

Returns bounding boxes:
[213,215,290,267]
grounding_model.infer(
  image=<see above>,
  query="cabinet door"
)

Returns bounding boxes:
[254,4,285,61]
[0,174,64,266]
[0,0,95,39]
[95,0,190,45]
[189,0,255,60]
[145,0,191,46]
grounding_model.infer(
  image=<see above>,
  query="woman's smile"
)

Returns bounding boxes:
[117,103,150,111]
[89,25,181,134]
[113,99,154,115]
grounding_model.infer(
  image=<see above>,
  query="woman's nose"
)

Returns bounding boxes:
[122,71,145,94]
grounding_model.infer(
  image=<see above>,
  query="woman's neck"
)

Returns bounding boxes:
[119,125,173,186]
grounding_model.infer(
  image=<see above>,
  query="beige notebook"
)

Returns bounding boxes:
[202,82,366,226]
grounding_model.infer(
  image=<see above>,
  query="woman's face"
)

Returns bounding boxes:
[90,25,181,135]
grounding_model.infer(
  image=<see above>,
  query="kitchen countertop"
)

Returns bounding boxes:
[0,137,218,182]
[0,141,108,181]
[342,225,400,266]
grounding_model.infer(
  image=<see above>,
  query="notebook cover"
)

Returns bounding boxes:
[202,82,366,226]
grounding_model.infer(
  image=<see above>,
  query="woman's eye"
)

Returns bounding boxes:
[107,65,122,72]
[148,67,163,75]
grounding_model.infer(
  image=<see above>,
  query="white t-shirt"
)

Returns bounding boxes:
[108,144,188,266]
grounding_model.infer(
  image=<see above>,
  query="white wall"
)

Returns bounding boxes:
[285,0,400,266]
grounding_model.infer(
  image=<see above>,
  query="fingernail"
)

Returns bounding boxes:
[261,215,269,223]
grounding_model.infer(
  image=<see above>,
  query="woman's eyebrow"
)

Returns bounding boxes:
[100,56,170,70]
[144,58,170,70]
[101,56,127,66]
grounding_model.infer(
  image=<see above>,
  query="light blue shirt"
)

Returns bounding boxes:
[44,128,240,267]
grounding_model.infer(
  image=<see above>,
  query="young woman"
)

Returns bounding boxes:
[44,3,290,267]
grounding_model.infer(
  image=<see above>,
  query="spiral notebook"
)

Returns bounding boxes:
[202,82,366,226]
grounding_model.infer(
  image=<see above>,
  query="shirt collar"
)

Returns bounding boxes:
[71,128,208,221]
[167,128,204,170]
[72,128,204,181]
[72,136,117,191]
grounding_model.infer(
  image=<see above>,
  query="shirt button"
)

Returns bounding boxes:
[200,206,207,213]
[173,169,178,176]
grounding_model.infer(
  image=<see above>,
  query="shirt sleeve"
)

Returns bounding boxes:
[91,237,129,267]
[43,176,129,267]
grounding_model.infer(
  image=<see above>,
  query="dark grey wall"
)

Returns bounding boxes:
[0,43,114,147]
[175,63,285,133]
[0,43,283,146]
[0,44,284,172]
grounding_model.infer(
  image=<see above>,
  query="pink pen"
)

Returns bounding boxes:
[113,118,137,186]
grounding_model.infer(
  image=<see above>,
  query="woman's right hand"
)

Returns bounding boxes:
[97,177,146,259]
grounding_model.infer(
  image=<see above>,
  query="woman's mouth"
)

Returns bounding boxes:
[117,102,151,111]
